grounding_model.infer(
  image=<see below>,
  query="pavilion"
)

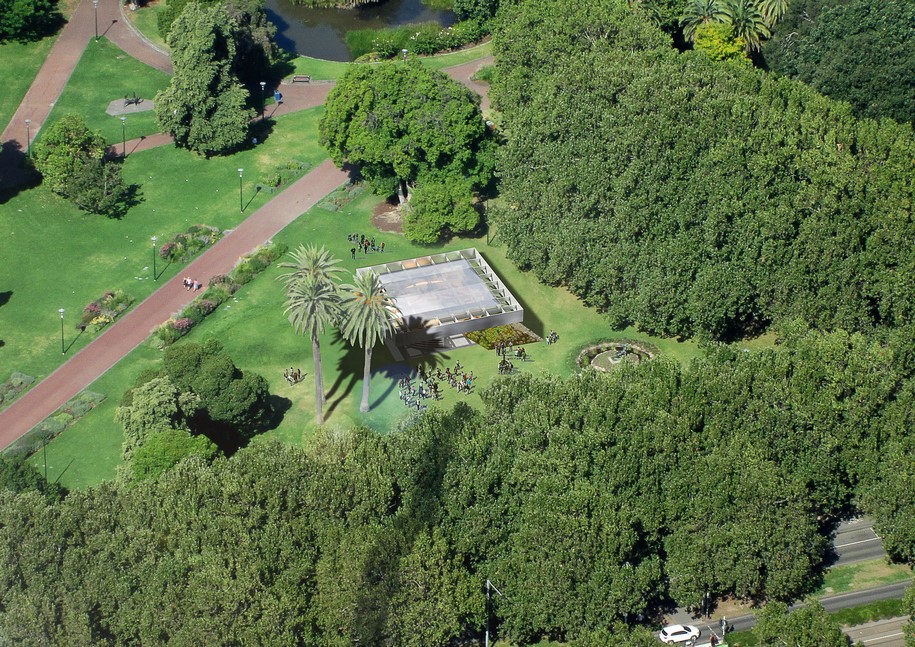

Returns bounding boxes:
[357,248,523,358]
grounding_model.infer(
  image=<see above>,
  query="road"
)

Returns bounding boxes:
[833,516,887,565]
[845,616,909,646]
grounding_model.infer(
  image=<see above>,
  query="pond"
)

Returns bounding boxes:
[265,0,456,62]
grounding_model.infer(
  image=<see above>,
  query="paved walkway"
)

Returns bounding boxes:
[0,160,348,448]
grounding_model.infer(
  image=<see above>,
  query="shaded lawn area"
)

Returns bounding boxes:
[0,36,56,130]
[42,187,702,490]
[0,107,327,397]
[288,40,493,82]
[41,37,171,146]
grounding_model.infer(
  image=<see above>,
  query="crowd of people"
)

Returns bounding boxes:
[398,360,477,410]
[347,233,384,258]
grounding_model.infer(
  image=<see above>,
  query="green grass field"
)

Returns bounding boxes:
[0,36,56,131]
[289,40,493,82]
[0,107,327,397]
[41,37,171,146]
[816,558,913,596]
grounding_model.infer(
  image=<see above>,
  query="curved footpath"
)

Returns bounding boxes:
[0,160,348,447]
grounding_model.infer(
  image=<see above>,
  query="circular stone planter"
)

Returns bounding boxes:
[576,340,657,372]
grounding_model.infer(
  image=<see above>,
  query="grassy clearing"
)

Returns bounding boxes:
[0,36,56,130]
[124,0,169,53]
[816,558,913,596]
[421,40,492,71]
[0,107,327,398]
[289,40,492,82]
[832,598,906,626]
[41,37,171,146]
[42,183,701,489]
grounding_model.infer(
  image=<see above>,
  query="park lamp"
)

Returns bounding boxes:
[25,119,32,158]
[402,48,408,61]
[259,81,266,120]
[151,236,158,281]
[58,308,65,354]
[120,116,127,157]
[238,168,244,213]
[92,0,99,42]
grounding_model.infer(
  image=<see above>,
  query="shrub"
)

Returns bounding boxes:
[172,318,194,333]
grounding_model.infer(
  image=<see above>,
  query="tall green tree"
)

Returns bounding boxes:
[31,114,129,216]
[281,246,344,425]
[154,2,253,155]
[0,0,61,42]
[720,0,770,51]
[319,61,493,241]
[753,601,848,647]
[339,271,400,413]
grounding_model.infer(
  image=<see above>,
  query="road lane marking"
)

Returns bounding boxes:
[835,537,880,548]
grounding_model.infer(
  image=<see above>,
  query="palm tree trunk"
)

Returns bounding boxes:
[312,332,324,425]
[360,345,372,413]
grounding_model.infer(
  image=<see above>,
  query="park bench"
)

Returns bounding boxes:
[291,74,311,84]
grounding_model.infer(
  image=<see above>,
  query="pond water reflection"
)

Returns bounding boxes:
[265,0,456,61]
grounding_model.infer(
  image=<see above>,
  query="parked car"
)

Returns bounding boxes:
[659,624,700,644]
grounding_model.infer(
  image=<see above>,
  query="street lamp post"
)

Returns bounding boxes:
[402,48,408,61]
[120,116,127,157]
[92,0,99,42]
[238,168,244,213]
[259,81,266,120]
[25,119,32,158]
[484,579,504,647]
[58,308,65,354]
[151,236,158,281]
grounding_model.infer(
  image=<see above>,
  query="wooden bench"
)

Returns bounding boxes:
[291,74,311,84]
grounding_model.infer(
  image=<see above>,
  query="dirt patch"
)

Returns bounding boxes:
[372,199,403,234]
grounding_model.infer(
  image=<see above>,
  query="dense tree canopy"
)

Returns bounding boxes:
[753,601,848,647]
[0,0,61,42]
[319,61,494,242]
[2,326,913,643]
[762,0,915,125]
[155,2,254,155]
[492,0,915,340]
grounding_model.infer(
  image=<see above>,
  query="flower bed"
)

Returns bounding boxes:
[0,372,36,409]
[78,290,134,331]
[153,241,288,348]
[159,224,222,263]
[465,323,540,350]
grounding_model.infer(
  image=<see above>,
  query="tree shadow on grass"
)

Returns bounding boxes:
[261,394,292,432]
[324,330,363,418]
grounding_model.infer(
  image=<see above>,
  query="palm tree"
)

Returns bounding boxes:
[720,0,771,51]
[339,271,401,413]
[278,243,344,286]
[284,277,341,425]
[757,0,789,26]
[680,0,730,42]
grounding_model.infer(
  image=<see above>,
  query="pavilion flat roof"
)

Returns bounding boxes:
[357,248,521,335]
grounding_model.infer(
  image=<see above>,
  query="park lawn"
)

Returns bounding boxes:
[816,558,913,596]
[0,107,327,400]
[289,39,493,82]
[41,37,171,146]
[420,40,492,71]
[43,186,701,490]
[0,36,56,131]
[125,0,169,53]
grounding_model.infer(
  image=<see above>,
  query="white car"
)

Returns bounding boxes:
[659,624,700,644]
